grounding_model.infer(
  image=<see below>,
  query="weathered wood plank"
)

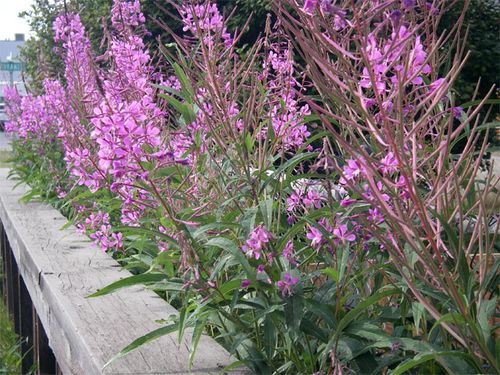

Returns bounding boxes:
[0,169,248,374]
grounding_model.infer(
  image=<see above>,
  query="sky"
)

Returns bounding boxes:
[0,0,34,40]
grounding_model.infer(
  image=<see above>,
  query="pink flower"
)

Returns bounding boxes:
[340,198,357,207]
[318,218,334,233]
[303,189,324,209]
[367,208,384,224]
[396,176,411,199]
[241,225,272,260]
[429,78,446,93]
[451,106,463,120]
[180,2,233,47]
[380,152,399,175]
[303,0,318,14]
[286,190,303,212]
[276,273,299,297]
[333,224,356,244]
[363,182,391,203]
[341,159,365,183]
[240,279,251,289]
[282,240,297,266]
[306,225,323,249]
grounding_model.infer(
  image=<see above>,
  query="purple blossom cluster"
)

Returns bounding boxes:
[4,0,466,304]
[180,3,233,48]
[261,43,311,150]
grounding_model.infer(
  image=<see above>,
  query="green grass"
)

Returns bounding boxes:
[0,252,22,374]
[0,300,22,374]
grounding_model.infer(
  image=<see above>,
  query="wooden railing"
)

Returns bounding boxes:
[1,223,60,374]
[0,168,248,375]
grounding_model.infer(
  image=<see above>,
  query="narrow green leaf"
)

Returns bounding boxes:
[172,62,194,99]
[390,351,478,375]
[103,323,179,369]
[87,273,167,298]
[284,293,304,336]
[158,93,196,124]
[259,199,273,229]
[205,237,253,277]
[189,316,207,368]
[259,152,319,193]
[328,288,401,355]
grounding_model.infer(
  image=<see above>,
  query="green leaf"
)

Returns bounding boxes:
[151,83,183,98]
[259,152,320,193]
[219,360,248,374]
[429,312,466,338]
[450,121,499,150]
[322,267,339,282]
[263,317,277,359]
[155,166,179,178]
[177,307,189,344]
[103,323,179,368]
[192,222,239,240]
[337,247,350,283]
[389,351,479,375]
[87,273,167,297]
[259,199,273,229]
[172,62,194,99]
[322,288,401,365]
[114,226,178,246]
[218,279,243,299]
[284,293,304,336]
[245,133,254,153]
[412,302,425,337]
[336,288,401,335]
[239,207,257,237]
[478,298,496,353]
[189,315,208,368]
[204,237,253,277]
[158,93,196,124]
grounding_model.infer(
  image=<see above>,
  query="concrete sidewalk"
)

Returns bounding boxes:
[0,131,12,152]
[0,132,12,167]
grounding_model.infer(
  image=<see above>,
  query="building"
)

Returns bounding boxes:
[0,34,26,128]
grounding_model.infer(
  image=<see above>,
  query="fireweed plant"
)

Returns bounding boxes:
[4,0,499,373]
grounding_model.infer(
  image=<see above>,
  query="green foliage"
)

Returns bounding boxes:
[0,298,22,374]
[19,0,113,91]
[440,0,500,108]
[19,0,64,92]
[18,0,271,91]
[8,1,499,374]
